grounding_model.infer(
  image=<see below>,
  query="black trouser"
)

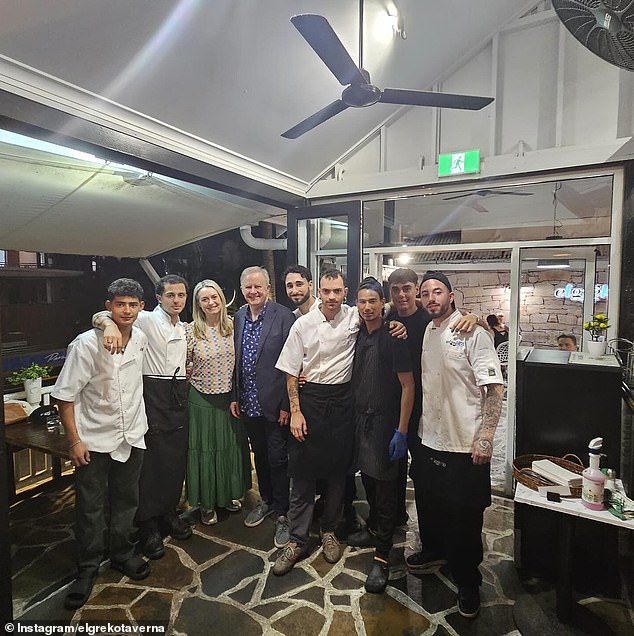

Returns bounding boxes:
[137,377,188,524]
[74,447,144,575]
[416,445,490,588]
[361,473,397,560]
[396,425,424,521]
[244,415,290,516]
[288,476,346,546]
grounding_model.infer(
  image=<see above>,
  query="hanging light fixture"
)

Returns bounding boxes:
[538,182,570,269]
[536,258,571,269]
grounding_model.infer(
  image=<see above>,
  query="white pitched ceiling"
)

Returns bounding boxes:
[0,0,534,189]
[0,140,279,258]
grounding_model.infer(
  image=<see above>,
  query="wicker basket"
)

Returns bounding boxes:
[513,453,584,497]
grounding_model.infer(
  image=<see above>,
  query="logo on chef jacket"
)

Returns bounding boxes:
[445,336,465,350]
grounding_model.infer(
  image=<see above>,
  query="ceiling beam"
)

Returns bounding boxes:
[0,89,306,210]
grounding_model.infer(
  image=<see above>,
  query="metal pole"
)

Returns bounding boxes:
[0,309,14,620]
[358,0,364,68]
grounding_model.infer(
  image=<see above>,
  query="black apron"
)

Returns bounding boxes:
[136,376,188,522]
[288,382,354,480]
[351,326,401,481]
[353,412,398,481]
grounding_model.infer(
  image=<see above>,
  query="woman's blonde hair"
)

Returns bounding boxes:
[192,279,233,339]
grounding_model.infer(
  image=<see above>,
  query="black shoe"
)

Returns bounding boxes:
[142,528,165,560]
[111,555,151,581]
[162,512,193,540]
[458,585,481,619]
[405,550,447,575]
[346,528,378,548]
[364,558,389,594]
[64,572,96,610]
[179,507,199,526]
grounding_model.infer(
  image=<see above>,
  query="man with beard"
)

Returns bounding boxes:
[273,269,406,574]
[415,271,503,619]
[283,264,360,536]
[349,277,414,593]
[93,274,192,560]
[283,264,317,317]
[273,269,356,573]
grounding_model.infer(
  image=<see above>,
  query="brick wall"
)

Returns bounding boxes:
[444,269,607,348]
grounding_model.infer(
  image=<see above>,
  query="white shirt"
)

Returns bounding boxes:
[293,297,320,318]
[51,327,148,462]
[135,305,187,378]
[276,304,359,384]
[420,309,503,453]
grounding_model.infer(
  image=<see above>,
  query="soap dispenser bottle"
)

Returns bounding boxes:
[582,437,606,511]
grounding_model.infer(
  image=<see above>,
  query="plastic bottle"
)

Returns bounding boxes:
[582,437,606,511]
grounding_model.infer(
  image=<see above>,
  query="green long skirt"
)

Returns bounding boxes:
[186,387,250,510]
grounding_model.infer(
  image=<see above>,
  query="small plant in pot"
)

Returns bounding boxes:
[7,363,52,404]
[583,313,610,357]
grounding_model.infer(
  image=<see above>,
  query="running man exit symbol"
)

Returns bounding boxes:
[450,153,465,174]
[438,149,480,177]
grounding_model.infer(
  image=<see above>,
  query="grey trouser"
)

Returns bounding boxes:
[288,476,346,546]
[74,447,144,575]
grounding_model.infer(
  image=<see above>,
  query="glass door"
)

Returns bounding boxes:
[287,201,362,303]
[517,245,611,353]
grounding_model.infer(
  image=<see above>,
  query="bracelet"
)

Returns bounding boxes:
[69,440,82,450]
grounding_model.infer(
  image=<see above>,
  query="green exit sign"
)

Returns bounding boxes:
[438,149,480,177]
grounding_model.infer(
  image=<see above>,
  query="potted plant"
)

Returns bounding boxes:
[7,363,52,404]
[583,313,610,356]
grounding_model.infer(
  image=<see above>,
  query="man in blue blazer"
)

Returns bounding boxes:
[230,266,295,548]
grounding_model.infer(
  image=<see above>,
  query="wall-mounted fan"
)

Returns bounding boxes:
[552,0,634,71]
[282,4,494,139]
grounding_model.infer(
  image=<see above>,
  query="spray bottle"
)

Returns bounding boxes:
[581,437,606,511]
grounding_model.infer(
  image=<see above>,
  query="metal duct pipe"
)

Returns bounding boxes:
[239,225,287,250]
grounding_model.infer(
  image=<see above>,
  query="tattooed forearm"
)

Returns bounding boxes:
[479,383,504,440]
[286,374,301,414]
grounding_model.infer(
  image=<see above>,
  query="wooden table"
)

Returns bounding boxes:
[4,420,71,502]
[514,482,634,622]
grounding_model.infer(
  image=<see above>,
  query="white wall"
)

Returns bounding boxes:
[311,7,634,197]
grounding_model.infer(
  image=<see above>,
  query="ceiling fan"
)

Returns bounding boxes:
[443,189,534,201]
[281,5,494,139]
[114,170,156,186]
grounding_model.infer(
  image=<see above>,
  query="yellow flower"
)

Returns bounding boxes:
[599,322,607,329]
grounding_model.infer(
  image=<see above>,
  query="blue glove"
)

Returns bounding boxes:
[389,429,408,461]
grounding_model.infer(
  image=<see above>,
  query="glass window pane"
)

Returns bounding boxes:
[363,175,613,247]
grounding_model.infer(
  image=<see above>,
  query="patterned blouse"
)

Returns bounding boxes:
[185,322,234,395]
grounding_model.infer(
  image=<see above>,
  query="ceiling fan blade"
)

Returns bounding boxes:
[380,89,494,110]
[493,191,534,196]
[291,14,366,86]
[281,100,348,139]
[444,189,533,201]
[470,201,489,214]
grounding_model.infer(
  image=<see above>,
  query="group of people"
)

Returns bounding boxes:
[52,263,504,620]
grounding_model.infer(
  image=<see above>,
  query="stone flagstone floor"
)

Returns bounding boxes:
[10,478,634,635]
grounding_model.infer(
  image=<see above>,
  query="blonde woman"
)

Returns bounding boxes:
[185,279,249,525]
